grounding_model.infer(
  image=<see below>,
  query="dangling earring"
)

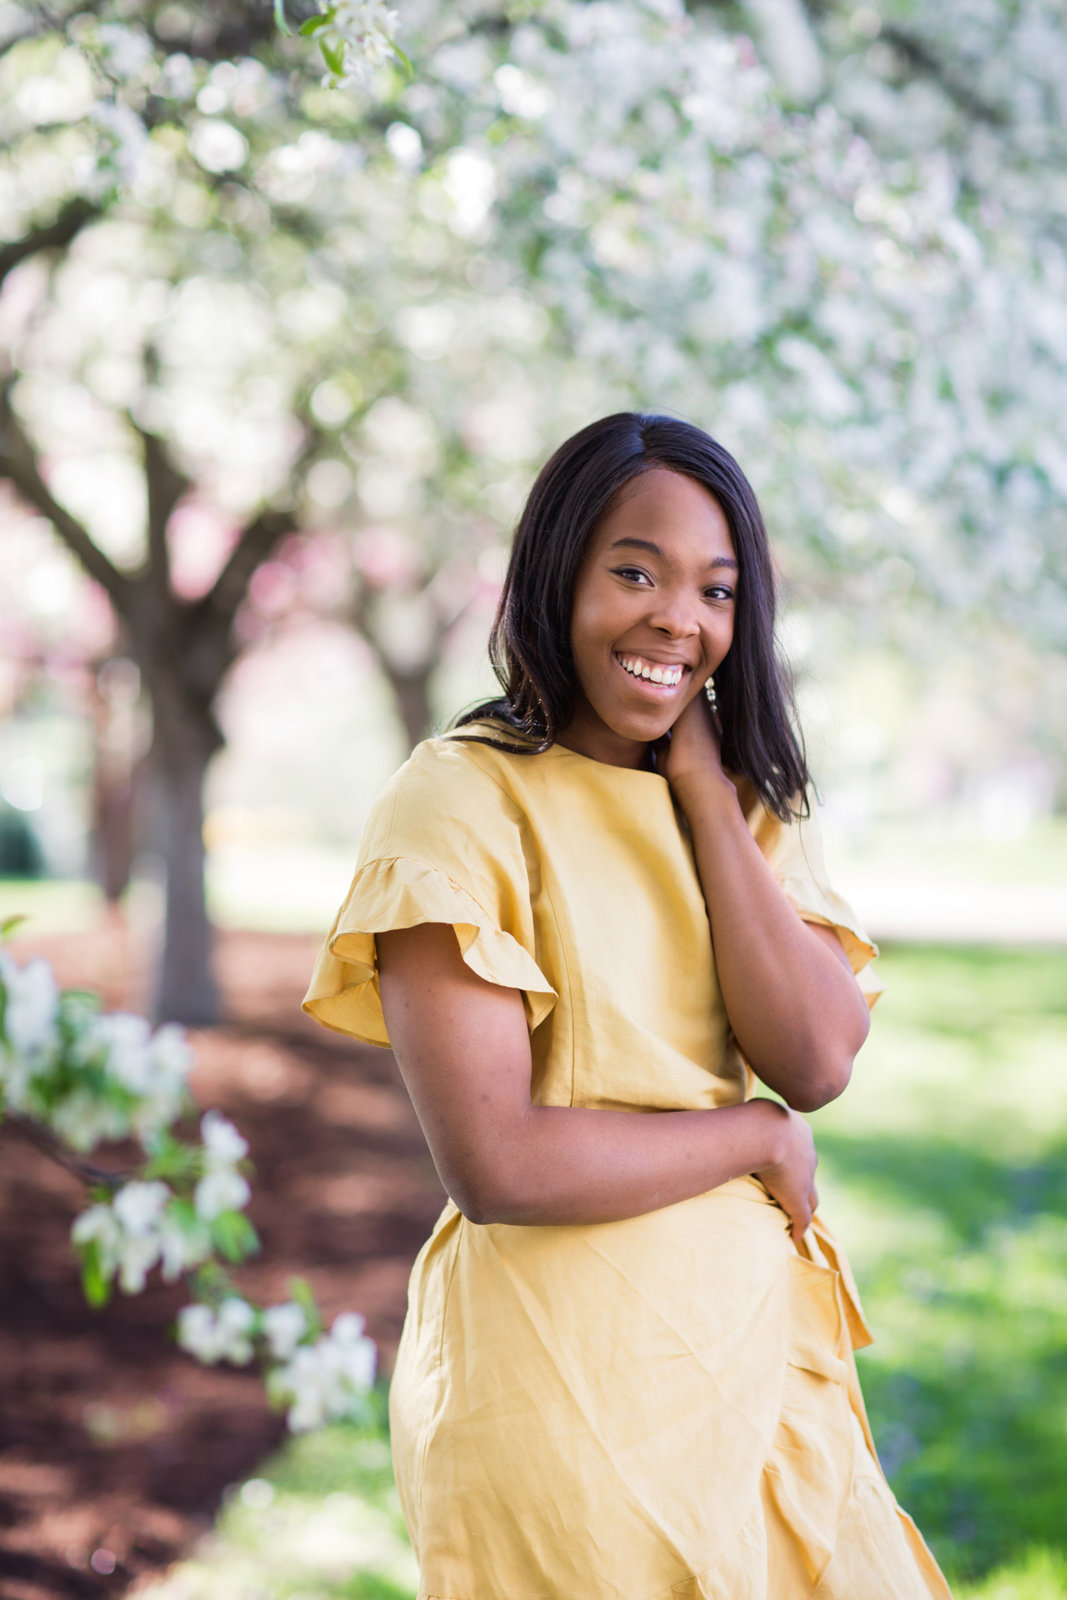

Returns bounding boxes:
[704,675,718,714]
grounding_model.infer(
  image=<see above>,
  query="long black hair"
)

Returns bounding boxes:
[455,412,809,821]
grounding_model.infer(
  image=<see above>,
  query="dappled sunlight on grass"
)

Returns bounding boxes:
[138,1423,418,1600]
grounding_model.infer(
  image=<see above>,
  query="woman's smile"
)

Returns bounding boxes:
[561,467,737,768]
[613,651,690,691]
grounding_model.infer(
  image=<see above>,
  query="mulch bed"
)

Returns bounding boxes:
[0,925,446,1600]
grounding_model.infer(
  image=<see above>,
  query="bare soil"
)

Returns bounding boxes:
[0,924,445,1600]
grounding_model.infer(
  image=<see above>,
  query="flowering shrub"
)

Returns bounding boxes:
[0,932,376,1433]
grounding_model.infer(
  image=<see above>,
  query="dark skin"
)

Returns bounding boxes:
[379,469,871,1238]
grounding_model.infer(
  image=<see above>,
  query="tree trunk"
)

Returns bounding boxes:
[387,662,435,752]
[148,719,221,1026]
[88,667,137,904]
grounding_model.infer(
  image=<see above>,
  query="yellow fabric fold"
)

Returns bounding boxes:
[302,855,557,1046]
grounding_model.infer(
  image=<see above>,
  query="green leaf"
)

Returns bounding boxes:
[143,1137,200,1184]
[385,36,414,79]
[299,14,332,36]
[287,1274,323,1338]
[320,37,346,78]
[210,1210,260,1263]
[272,0,292,36]
[0,914,27,939]
[80,1243,112,1310]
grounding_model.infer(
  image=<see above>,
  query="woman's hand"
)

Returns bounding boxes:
[658,685,731,795]
[752,1101,819,1240]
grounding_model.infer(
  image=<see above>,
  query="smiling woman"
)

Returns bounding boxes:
[303,414,952,1600]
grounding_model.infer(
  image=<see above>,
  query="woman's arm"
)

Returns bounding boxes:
[378,922,819,1234]
[663,698,871,1113]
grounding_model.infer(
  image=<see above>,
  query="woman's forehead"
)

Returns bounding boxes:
[591,467,735,562]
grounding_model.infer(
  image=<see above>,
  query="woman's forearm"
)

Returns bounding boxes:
[672,773,870,1111]
[456,1096,790,1226]
[380,921,818,1236]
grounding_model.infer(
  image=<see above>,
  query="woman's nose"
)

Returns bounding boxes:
[647,590,700,637]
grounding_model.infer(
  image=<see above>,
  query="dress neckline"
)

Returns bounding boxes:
[539,740,669,782]
[444,725,669,783]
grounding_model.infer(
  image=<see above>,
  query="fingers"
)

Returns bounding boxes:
[789,1196,813,1240]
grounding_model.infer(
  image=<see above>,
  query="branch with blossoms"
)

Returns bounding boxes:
[0,930,376,1434]
[275,0,410,89]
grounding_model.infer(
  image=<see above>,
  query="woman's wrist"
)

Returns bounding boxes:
[668,763,739,821]
[737,1096,791,1170]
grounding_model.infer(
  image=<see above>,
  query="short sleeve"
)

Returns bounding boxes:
[302,739,556,1046]
[747,791,883,1008]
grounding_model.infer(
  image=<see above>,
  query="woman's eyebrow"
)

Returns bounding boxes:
[607,536,738,572]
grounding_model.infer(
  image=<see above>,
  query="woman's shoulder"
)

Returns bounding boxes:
[397,723,520,798]
[359,725,526,864]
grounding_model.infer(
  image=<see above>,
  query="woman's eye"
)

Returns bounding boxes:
[704,585,734,602]
[612,566,652,585]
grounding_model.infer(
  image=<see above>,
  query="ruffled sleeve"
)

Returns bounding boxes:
[747,790,883,1008]
[302,738,557,1046]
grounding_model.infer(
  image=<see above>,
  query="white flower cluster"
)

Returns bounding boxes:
[312,1,402,89]
[1,943,376,1431]
[0,949,192,1149]
[177,1298,376,1428]
[177,1296,258,1365]
[268,1311,378,1432]
[196,1109,252,1220]
[67,1107,252,1296]
[72,1177,211,1293]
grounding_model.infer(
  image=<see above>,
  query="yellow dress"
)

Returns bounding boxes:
[303,730,953,1600]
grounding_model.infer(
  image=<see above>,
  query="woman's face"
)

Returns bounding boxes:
[562,466,737,769]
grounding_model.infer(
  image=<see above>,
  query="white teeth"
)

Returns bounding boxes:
[617,654,683,686]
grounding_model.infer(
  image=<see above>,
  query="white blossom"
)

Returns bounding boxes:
[176,1298,256,1365]
[72,1203,122,1277]
[132,1023,193,1139]
[1,955,59,1064]
[316,0,401,88]
[157,1206,212,1281]
[89,101,149,186]
[262,1301,308,1361]
[99,1013,153,1092]
[270,1310,377,1431]
[50,1089,132,1151]
[113,1180,170,1235]
[201,1110,249,1168]
[116,1229,162,1294]
[96,23,154,79]
[194,1166,252,1221]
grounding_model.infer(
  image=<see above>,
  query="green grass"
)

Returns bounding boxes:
[817,945,1067,1594]
[126,945,1067,1599]
[139,1424,418,1599]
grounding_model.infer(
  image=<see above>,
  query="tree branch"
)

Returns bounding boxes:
[128,350,192,594]
[880,26,1009,128]
[0,197,101,293]
[0,383,131,608]
[6,1113,125,1192]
